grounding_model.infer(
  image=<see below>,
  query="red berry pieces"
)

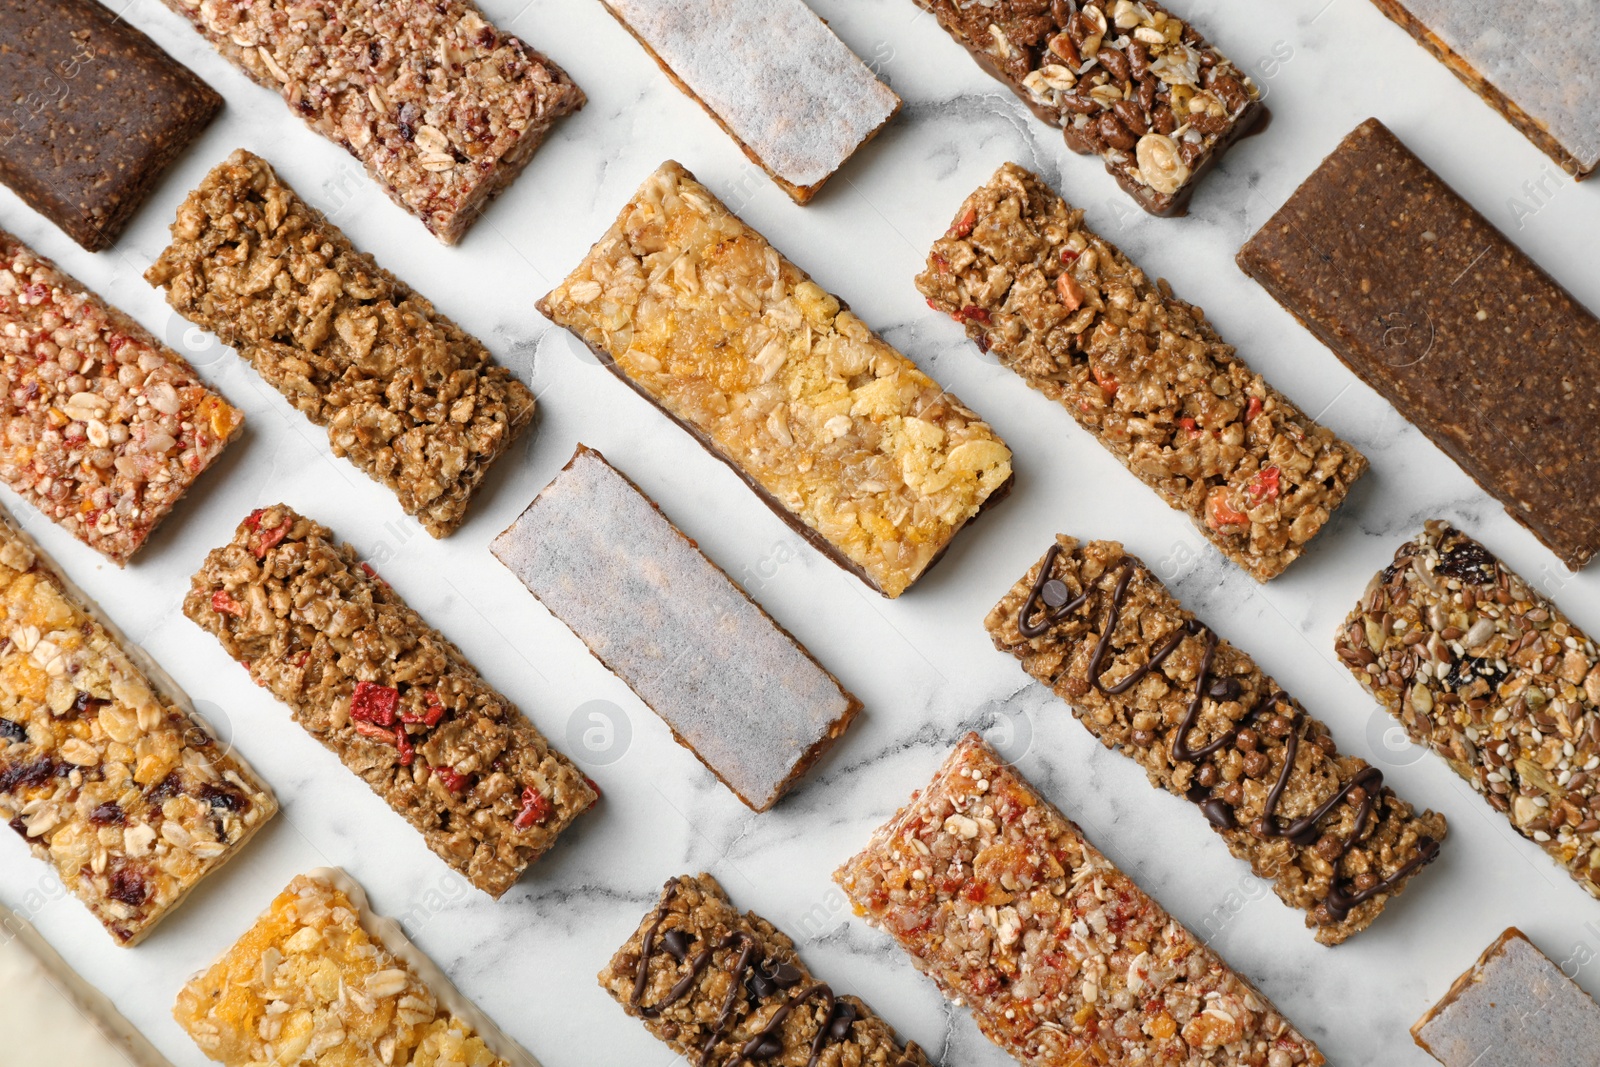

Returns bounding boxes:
[349,681,399,727]
[1246,466,1281,504]
[211,589,244,616]
[435,766,470,792]
[947,205,977,238]
[513,787,551,829]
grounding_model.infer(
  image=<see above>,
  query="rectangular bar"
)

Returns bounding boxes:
[834,734,1326,1065]
[146,149,535,538]
[491,445,861,811]
[920,163,1366,582]
[1238,119,1600,569]
[183,504,595,896]
[539,161,1014,598]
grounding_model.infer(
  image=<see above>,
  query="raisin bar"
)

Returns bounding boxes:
[601,873,931,1066]
[491,445,862,811]
[1,230,243,565]
[146,150,535,538]
[155,0,583,243]
[987,535,1447,944]
[0,505,275,945]
[920,163,1365,582]
[834,734,1326,1065]
[1238,119,1600,569]
[539,161,1014,598]
[184,505,595,897]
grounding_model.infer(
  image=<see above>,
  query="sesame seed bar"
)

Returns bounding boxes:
[146,150,535,538]
[833,734,1326,1066]
[919,164,1366,583]
[539,161,1014,599]
[986,535,1447,944]
[183,504,595,897]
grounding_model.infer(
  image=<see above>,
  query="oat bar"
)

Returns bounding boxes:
[921,163,1365,582]
[183,504,595,897]
[987,535,1447,944]
[539,161,1014,599]
[834,734,1326,1065]
[146,150,535,538]
[491,445,862,811]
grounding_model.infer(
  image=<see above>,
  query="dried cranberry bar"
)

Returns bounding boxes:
[183,505,594,896]
[834,734,1325,1065]
[600,873,931,1066]
[146,150,535,538]
[987,536,1446,944]
[539,161,1014,598]
[920,164,1365,582]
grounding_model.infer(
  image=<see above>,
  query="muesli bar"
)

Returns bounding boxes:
[920,163,1365,582]
[600,873,932,1066]
[183,505,595,896]
[146,150,535,538]
[539,161,1014,598]
[834,734,1326,1065]
[986,535,1447,944]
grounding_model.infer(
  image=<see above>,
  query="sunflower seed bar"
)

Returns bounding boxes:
[183,505,595,897]
[539,161,1014,598]
[834,734,1326,1065]
[920,164,1365,582]
[146,150,535,538]
[986,536,1447,944]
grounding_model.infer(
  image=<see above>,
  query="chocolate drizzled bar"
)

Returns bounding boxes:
[920,164,1366,582]
[986,536,1447,944]
[600,874,931,1067]
[834,735,1325,1065]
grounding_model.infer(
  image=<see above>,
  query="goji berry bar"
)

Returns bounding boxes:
[146,150,535,538]
[184,505,595,896]
[1238,119,1600,569]
[491,445,861,811]
[601,873,932,1066]
[0,506,275,945]
[155,0,583,243]
[921,164,1365,582]
[539,161,1014,599]
[987,536,1447,944]
[834,734,1326,1065]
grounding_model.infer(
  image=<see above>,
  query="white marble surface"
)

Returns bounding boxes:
[2,1,1597,1064]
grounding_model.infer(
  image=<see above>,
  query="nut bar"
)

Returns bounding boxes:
[1,230,243,565]
[0,0,221,251]
[491,445,861,812]
[146,150,535,538]
[0,505,275,945]
[184,504,594,896]
[834,734,1326,1065]
[600,873,932,1066]
[987,536,1446,944]
[920,163,1365,582]
[1238,119,1600,569]
[539,161,1014,598]
[155,0,583,243]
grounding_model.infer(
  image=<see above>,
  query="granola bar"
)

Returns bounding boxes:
[986,536,1447,944]
[146,150,535,538]
[0,505,275,945]
[920,164,1365,582]
[600,873,932,1066]
[155,0,584,243]
[834,734,1326,1065]
[491,445,862,811]
[539,161,1014,598]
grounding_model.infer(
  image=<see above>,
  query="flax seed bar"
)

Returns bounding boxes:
[987,536,1447,944]
[0,506,275,945]
[156,0,583,243]
[146,150,535,538]
[601,873,931,1066]
[834,734,1325,1065]
[491,445,861,811]
[183,505,595,896]
[1238,119,1600,569]
[539,161,1014,599]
